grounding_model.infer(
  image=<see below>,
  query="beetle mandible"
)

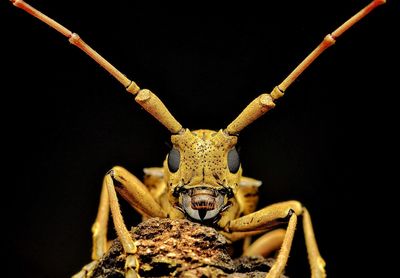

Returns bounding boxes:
[10,0,386,277]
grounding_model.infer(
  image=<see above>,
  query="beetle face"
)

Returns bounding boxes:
[163,129,241,222]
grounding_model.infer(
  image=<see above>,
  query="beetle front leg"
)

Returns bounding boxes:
[107,166,168,278]
[225,201,325,278]
[72,166,167,278]
[72,177,110,278]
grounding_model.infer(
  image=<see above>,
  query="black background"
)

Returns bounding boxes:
[2,0,398,277]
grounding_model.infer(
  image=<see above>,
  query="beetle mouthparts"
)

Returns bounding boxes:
[180,187,226,222]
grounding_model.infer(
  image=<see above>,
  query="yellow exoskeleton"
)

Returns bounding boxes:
[11,1,386,277]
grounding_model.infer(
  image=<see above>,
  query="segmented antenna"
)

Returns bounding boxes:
[225,0,385,135]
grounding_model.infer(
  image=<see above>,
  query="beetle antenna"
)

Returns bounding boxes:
[225,0,385,135]
[11,0,183,134]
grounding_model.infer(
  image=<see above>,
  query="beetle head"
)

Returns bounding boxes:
[163,129,241,222]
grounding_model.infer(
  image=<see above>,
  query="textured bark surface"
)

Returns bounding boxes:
[91,218,287,277]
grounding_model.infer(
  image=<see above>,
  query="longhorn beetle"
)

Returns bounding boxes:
[10,1,386,277]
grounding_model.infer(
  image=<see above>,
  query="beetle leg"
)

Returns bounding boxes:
[71,166,167,278]
[266,213,297,278]
[303,208,326,278]
[242,229,286,258]
[107,166,167,278]
[71,261,98,278]
[226,201,302,232]
[91,177,110,261]
[107,166,167,219]
[225,200,325,278]
[103,173,139,278]
[72,177,110,278]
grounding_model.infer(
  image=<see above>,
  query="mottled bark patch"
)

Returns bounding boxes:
[91,218,287,278]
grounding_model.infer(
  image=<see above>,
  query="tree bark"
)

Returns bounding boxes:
[91,218,287,278]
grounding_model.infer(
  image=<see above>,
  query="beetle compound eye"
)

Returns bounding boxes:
[227,148,240,173]
[168,148,180,173]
